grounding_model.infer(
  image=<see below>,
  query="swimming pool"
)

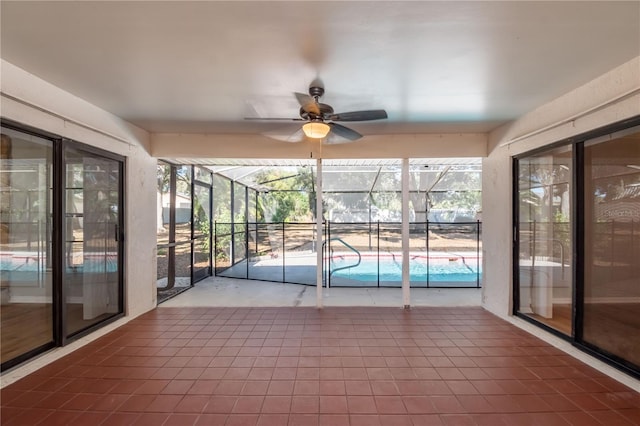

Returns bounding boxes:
[329,254,481,286]
[0,254,118,274]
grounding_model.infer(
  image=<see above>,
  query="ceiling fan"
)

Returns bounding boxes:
[247,82,388,143]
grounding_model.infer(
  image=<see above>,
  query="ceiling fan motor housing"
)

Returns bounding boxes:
[308,86,325,98]
[299,103,334,120]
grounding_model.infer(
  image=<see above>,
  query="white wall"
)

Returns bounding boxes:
[1,60,159,317]
[480,149,513,316]
[482,56,640,319]
[151,133,488,159]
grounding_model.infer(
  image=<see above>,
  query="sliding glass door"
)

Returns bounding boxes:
[0,122,124,370]
[516,146,572,334]
[583,129,640,368]
[514,120,640,376]
[0,128,55,366]
[64,146,123,337]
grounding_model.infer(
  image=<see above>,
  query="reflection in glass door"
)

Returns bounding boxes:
[583,129,640,369]
[64,147,122,337]
[0,128,55,368]
[516,146,573,335]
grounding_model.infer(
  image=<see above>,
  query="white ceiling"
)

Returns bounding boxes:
[1,1,639,137]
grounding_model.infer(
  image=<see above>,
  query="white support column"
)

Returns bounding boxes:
[402,158,410,309]
[316,158,323,308]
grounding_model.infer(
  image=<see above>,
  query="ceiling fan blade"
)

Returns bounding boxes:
[323,132,355,145]
[328,122,362,141]
[294,92,320,115]
[327,109,388,122]
[263,127,305,143]
[245,117,305,121]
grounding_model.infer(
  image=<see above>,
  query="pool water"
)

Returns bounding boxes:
[330,255,481,283]
[0,256,118,273]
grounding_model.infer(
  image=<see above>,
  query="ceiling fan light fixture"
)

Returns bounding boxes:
[302,122,330,139]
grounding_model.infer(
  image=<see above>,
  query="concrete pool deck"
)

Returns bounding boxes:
[159,276,482,308]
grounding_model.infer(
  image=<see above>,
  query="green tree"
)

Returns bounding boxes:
[254,168,313,222]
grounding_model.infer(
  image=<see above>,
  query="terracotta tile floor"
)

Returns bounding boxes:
[2,307,639,426]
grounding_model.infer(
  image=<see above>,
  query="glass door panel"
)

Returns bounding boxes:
[0,128,54,367]
[583,129,640,367]
[517,146,573,335]
[64,147,122,336]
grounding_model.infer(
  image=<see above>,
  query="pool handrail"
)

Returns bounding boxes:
[324,238,362,278]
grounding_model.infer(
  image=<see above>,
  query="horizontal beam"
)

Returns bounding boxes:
[151,133,488,159]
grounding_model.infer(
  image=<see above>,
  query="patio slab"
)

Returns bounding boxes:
[159,276,482,308]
